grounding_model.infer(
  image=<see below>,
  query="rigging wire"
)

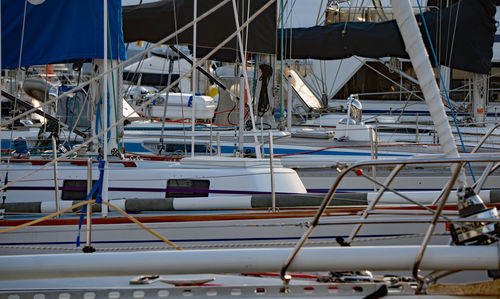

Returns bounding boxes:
[157,1,185,156]
[279,0,284,119]
[2,0,236,129]
[315,0,325,25]
[416,0,475,183]
[106,15,120,151]
[3,0,29,208]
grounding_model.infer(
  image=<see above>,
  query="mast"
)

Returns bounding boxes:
[230,0,262,159]
[101,0,109,216]
[0,1,2,162]
[391,0,466,188]
[472,73,488,126]
[1,246,499,280]
[191,0,197,157]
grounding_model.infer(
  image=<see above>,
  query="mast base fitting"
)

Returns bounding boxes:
[82,246,96,253]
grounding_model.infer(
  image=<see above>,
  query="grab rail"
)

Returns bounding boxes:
[279,153,500,289]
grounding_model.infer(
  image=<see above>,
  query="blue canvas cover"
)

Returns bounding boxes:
[1,0,126,69]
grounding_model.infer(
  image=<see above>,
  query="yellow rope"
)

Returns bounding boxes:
[103,201,182,250]
[0,200,93,234]
[0,200,181,250]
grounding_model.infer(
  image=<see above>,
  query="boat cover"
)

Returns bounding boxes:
[122,0,276,61]
[122,0,494,74]
[1,0,126,69]
[279,0,496,74]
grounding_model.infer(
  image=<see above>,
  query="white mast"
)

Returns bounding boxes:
[0,2,2,161]
[191,0,197,157]
[1,245,499,280]
[0,2,3,220]
[101,0,109,215]
[231,0,262,159]
[391,0,466,188]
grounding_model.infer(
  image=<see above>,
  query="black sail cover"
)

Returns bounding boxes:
[123,0,495,74]
[279,0,496,74]
[122,0,276,61]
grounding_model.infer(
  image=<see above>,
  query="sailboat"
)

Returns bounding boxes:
[1,0,500,297]
[0,0,318,255]
[113,0,500,195]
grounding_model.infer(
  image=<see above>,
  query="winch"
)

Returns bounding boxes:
[449,187,500,245]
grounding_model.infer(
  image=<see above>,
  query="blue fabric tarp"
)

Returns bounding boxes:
[1,0,126,69]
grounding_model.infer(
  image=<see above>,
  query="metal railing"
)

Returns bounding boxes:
[279,149,500,292]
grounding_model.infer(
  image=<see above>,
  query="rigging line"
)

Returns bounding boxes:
[280,0,284,119]
[281,0,295,61]
[314,61,325,99]
[0,199,181,250]
[343,0,352,30]
[241,0,252,124]
[315,0,324,25]
[159,59,175,155]
[160,0,187,154]
[104,201,181,250]
[106,15,120,149]
[17,0,28,71]
[168,2,189,156]
[328,59,344,100]
[60,94,88,148]
[354,56,426,102]
[123,42,150,101]
[3,0,29,204]
[305,66,325,97]
[0,1,276,193]
[359,0,366,17]
[450,75,499,96]
[157,50,169,93]
[322,59,328,97]
[2,0,235,129]
[41,67,49,144]
[283,0,295,24]
[245,0,251,55]
[416,0,475,183]
[445,1,461,73]
[289,0,294,61]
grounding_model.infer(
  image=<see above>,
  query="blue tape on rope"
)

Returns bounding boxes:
[76,160,105,247]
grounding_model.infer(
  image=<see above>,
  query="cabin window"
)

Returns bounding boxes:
[166,179,210,198]
[163,143,215,155]
[62,180,97,201]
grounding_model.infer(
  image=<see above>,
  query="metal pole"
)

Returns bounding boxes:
[191,0,198,158]
[416,113,419,143]
[369,127,377,192]
[287,74,292,132]
[346,164,405,244]
[238,75,244,156]
[230,0,262,159]
[269,131,276,212]
[209,121,213,156]
[1,246,499,280]
[102,0,109,216]
[158,57,175,155]
[86,158,93,250]
[216,132,221,157]
[0,1,3,220]
[412,163,463,291]
[260,117,264,155]
[0,0,2,163]
[51,137,60,218]
[345,98,351,139]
